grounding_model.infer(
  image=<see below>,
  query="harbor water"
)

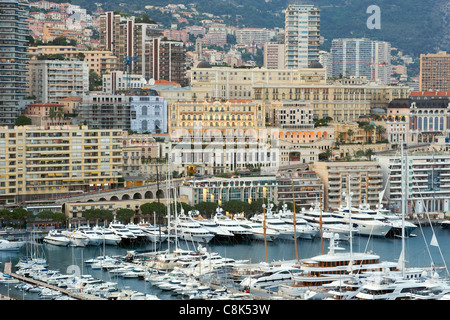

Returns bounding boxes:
[1,225,450,300]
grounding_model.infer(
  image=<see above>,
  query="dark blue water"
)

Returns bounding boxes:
[1,225,450,300]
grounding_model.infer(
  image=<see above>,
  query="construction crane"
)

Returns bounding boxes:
[123,56,138,89]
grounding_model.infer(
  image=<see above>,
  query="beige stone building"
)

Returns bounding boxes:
[312,161,383,210]
[168,100,271,175]
[263,42,285,69]
[188,64,410,122]
[28,46,118,76]
[0,125,123,205]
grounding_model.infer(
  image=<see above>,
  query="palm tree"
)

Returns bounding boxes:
[365,148,374,161]
[363,124,375,144]
[57,107,64,121]
[347,129,354,143]
[376,125,386,142]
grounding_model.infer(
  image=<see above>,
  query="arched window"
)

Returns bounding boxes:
[142,120,148,132]
[142,106,148,116]
[418,117,422,130]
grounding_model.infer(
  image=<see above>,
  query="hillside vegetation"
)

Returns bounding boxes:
[70,0,448,56]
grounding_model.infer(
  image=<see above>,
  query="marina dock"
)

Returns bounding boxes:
[4,262,106,300]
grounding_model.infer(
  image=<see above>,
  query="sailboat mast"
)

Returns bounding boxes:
[400,141,406,274]
[347,173,353,275]
[262,188,268,263]
[292,182,298,260]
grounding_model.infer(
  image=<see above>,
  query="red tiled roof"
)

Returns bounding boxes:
[410,91,450,97]
[27,103,63,107]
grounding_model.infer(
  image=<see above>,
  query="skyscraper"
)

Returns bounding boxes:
[331,38,391,84]
[0,0,29,126]
[284,4,320,69]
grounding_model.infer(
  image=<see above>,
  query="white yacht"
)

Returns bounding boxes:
[171,210,215,243]
[250,204,300,241]
[362,203,417,237]
[92,226,123,246]
[298,202,357,241]
[189,210,234,240]
[233,213,279,242]
[0,239,25,251]
[213,208,252,241]
[239,265,301,289]
[278,234,399,298]
[61,230,90,247]
[108,219,137,243]
[134,220,168,243]
[332,203,392,237]
[355,272,450,300]
[274,203,320,240]
[125,222,150,241]
[77,226,103,246]
[43,230,71,246]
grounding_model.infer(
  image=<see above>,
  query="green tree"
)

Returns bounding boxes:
[15,115,32,126]
[116,208,136,223]
[89,70,102,91]
[347,129,354,143]
[376,125,386,142]
[365,149,375,161]
[82,209,113,226]
[140,202,167,224]
[221,200,250,215]
[0,209,12,226]
[193,202,219,218]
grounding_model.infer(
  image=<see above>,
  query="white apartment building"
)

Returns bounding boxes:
[235,28,273,46]
[28,59,89,103]
[378,153,450,215]
[331,38,392,84]
[284,4,320,69]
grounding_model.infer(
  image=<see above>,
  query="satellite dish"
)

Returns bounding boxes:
[148,79,155,86]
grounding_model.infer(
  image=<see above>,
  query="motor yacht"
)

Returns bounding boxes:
[298,202,357,241]
[0,239,25,251]
[239,265,301,289]
[61,230,90,247]
[360,203,417,237]
[170,210,215,243]
[213,208,252,241]
[107,219,137,243]
[189,210,234,240]
[77,226,103,246]
[274,203,320,240]
[134,220,168,243]
[92,226,122,245]
[233,213,279,241]
[278,234,399,298]
[332,204,392,237]
[43,230,70,246]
